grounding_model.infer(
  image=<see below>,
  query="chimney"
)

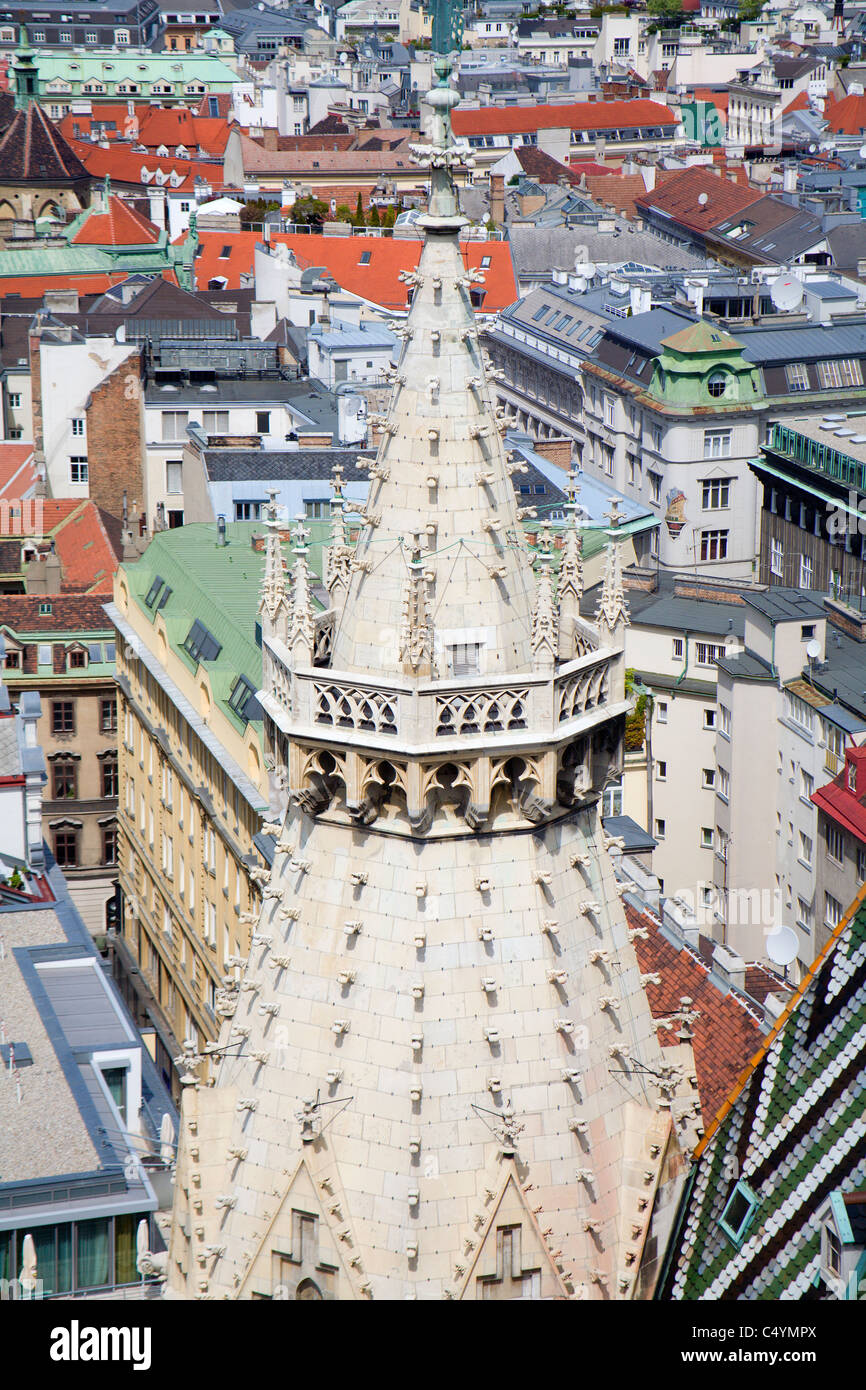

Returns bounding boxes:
[783,162,798,194]
[489,172,505,226]
[147,186,167,230]
[629,282,651,316]
[262,126,279,152]
[712,943,747,993]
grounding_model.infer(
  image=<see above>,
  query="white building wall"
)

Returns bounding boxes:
[39,340,138,500]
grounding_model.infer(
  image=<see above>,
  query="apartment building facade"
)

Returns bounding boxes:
[106,521,272,1097]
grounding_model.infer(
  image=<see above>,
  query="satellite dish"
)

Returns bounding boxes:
[697,192,709,206]
[769,273,804,312]
[806,637,821,659]
[765,924,799,968]
[860,145,866,160]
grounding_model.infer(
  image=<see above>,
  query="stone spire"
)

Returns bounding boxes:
[12,27,39,110]
[165,15,680,1305]
[328,58,533,681]
[557,466,584,659]
[257,490,291,643]
[398,530,434,677]
[530,522,557,673]
[323,464,353,615]
[286,517,314,667]
[595,498,630,641]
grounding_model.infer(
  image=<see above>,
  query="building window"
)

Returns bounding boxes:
[700,529,728,562]
[33,30,45,42]
[101,758,118,799]
[718,767,730,799]
[706,371,730,399]
[449,643,482,678]
[825,1226,842,1276]
[719,1181,760,1247]
[86,31,98,43]
[228,675,261,723]
[647,471,662,504]
[183,619,222,663]
[702,478,731,510]
[703,429,731,459]
[8,391,21,409]
[70,417,85,437]
[799,554,813,589]
[102,824,117,865]
[817,358,863,389]
[786,691,815,732]
[101,699,117,733]
[161,411,189,442]
[702,767,716,789]
[70,457,89,484]
[824,893,843,930]
[799,830,813,866]
[857,848,866,884]
[672,638,684,660]
[256,411,271,435]
[602,779,622,816]
[52,701,75,735]
[701,827,714,849]
[202,410,229,435]
[695,642,725,666]
[656,759,667,780]
[656,700,668,723]
[800,768,814,801]
[52,759,77,800]
[826,825,845,866]
[166,460,183,494]
[53,828,79,867]
[797,896,813,930]
[770,537,783,577]
[703,708,716,729]
[235,501,262,521]
[115,28,130,43]
[654,818,666,839]
[785,362,809,392]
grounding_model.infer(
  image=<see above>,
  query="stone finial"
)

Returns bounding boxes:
[258,489,291,640]
[557,468,584,657]
[398,532,434,677]
[530,523,558,672]
[324,464,353,614]
[595,504,630,637]
[287,516,314,666]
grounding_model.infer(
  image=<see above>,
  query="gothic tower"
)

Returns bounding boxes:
[164,52,685,1303]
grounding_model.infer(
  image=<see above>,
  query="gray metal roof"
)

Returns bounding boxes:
[204,447,375,483]
[37,960,133,1049]
[741,588,826,624]
[738,320,866,364]
[716,649,776,680]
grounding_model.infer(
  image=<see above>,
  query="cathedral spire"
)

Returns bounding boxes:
[557,465,584,659]
[595,498,630,641]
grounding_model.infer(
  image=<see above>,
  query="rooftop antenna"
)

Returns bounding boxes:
[806,635,820,682]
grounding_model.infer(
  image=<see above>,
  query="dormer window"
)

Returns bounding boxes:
[707,371,730,399]
[719,1180,760,1248]
[825,1224,842,1276]
[848,762,857,794]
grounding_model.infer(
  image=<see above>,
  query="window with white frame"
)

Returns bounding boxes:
[654,818,666,839]
[858,848,866,884]
[166,460,183,494]
[449,643,482,678]
[785,362,809,392]
[826,824,845,866]
[203,410,229,435]
[161,410,189,441]
[817,358,863,389]
[703,429,732,459]
[800,768,814,801]
[770,536,783,577]
[717,766,730,799]
[701,826,714,848]
[824,892,843,929]
[720,704,731,737]
[656,759,667,780]
[672,638,684,660]
[696,642,725,666]
[703,708,716,729]
[656,700,668,723]
[700,529,728,562]
[648,470,662,503]
[797,896,813,929]
[799,830,813,866]
[603,394,614,427]
[69,457,88,484]
[799,553,813,589]
[702,767,716,789]
[786,691,815,732]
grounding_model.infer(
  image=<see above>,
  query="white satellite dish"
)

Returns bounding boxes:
[765,924,799,968]
[769,273,804,312]
[806,637,821,659]
[860,145,866,160]
[697,192,709,206]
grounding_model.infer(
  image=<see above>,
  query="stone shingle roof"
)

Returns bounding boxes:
[663,885,866,1300]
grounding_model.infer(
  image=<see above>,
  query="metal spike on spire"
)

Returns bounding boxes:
[531,522,558,672]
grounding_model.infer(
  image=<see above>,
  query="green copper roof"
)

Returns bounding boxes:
[662,887,866,1301]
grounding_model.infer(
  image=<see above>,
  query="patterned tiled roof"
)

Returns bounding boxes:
[625,901,769,1127]
[0,101,89,184]
[663,885,866,1300]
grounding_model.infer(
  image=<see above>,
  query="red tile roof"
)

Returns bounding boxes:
[783,89,811,115]
[0,442,37,499]
[190,230,519,311]
[625,901,769,1127]
[824,92,866,136]
[0,271,128,295]
[70,194,161,247]
[634,164,764,234]
[812,746,866,841]
[60,104,231,157]
[0,593,113,632]
[691,87,730,115]
[0,499,120,594]
[451,98,677,138]
[64,136,226,193]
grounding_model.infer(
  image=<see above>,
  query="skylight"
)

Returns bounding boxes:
[183,618,222,663]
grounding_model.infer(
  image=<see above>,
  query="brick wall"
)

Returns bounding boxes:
[85,349,145,526]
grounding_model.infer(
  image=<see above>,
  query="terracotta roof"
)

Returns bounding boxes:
[812,746,866,841]
[634,164,764,234]
[0,442,37,499]
[0,271,127,296]
[192,230,518,311]
[60,105,231,158]
[824,92,866,136]
[70,194,160,247]
[625,901,767,1127]
[584,172,651,219]
[0,499,120,594]
[451,98,678,138]
[0,102,90,184]
[195,92,233,121]
[691,87,730,115]
[235,132,418,177]
[64,136,225,193]
[0,593,113,632]
[514,146,580,185]
[783,89,811,115]
[275,233,518,313]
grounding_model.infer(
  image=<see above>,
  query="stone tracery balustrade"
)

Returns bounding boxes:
[435,687,529,738]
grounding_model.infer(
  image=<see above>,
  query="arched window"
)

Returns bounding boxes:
[295,1277,323,1299]
[707,371,730,399]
